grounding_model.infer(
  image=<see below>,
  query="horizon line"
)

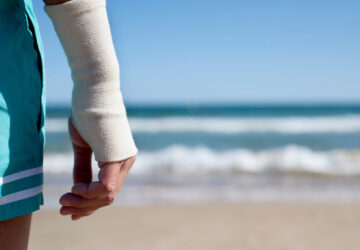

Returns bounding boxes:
[46,100,360,108]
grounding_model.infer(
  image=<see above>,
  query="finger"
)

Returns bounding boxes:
[73,154,92,185]
[71,215,83,220]
[114,158,136,189]
[68,117,91,149]
[119,156,136,176]
[71,181,115,199]
[98,162,123,193]
[98,155,136,172]
[68,118,93,184]
[96,158,135,196]
[60,206,99,216]
[59,192,115,209]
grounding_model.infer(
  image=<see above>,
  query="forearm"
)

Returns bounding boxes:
[44,0,138,162]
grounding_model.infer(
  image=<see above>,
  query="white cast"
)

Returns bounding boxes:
[44,0,138,162]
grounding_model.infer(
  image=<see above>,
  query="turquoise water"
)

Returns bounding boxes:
[45,103,360,154]
[47,103,360,117]
[41,103,360,206]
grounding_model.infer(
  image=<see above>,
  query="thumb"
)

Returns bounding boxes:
[97,162,122,193]
[68,117,93,184]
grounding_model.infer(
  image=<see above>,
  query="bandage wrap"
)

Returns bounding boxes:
[45,0,138,162]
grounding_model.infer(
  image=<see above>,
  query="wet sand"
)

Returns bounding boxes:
[29,202,360,250]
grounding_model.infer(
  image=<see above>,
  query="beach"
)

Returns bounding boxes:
[32,104,360,249]
[29,202,360,250]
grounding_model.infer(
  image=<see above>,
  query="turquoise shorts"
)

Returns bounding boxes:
[0,0,46,221]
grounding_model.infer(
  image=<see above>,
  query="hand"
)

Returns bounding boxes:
[59,118,136,220]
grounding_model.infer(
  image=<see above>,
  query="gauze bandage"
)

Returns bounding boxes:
[44,0,138,162]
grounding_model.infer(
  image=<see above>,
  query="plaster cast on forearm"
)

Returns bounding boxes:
[44,0,138,162]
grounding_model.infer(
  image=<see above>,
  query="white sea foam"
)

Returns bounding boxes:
[46,115,360,134]
[46,118,68,132]
[43,145,360,176]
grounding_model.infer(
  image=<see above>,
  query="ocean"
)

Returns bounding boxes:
[43,104,360,207]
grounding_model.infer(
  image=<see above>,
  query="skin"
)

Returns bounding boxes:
[0,119,136,249]
[0,214,32,250]
[0,1,136,249]
[62,119,136,220]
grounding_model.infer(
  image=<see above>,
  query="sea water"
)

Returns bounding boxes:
[42,104,360,207]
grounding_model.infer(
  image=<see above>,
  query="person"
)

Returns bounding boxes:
[0,0,138,249]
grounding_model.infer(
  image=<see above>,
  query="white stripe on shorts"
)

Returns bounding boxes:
[0,166,42,185]
[0,185,43,205]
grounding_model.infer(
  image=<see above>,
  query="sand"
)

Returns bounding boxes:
[29,202,360,250]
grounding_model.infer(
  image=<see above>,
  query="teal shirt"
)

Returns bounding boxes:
[0,0,45,221]
[24,0,47,137]
[0,0,46,176]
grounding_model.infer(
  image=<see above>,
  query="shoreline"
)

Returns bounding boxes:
[30,202,360,250]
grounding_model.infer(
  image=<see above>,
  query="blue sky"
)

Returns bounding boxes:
[33,0,360,105]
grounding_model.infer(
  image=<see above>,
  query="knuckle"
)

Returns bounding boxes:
[104,194,115,205]
[102,183,115,193]
[71,186,82,195]
[77,190,91,199]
